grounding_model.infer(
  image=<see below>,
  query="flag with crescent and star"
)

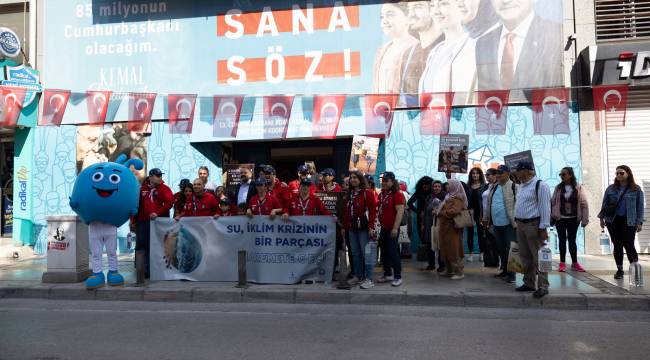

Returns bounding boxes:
[312,95,346,139]
[263,95,294,139]
[168,94,197,134]
[85,90,112,126]
[592,84,628,130]
[419,92,453,135]
[213,96,244,138]
[475,90,509,135]
[531,87,570,135]
[0,86,26,127]
[363,94,398,138]
[39,89,71,126]
[128,92,156,132]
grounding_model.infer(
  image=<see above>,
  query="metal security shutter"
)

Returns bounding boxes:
[605,89,650,253]
[595,0,650,42]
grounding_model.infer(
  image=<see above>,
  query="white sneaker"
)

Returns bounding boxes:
[466,255,473,262]
[377,275,394,283]
[360,279,374,289]
[391,278,403,287]
[479,253,484,262]
[451,274,465,280]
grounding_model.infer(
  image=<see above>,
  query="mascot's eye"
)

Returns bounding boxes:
[92,172,104,182]
[108,174,121,184]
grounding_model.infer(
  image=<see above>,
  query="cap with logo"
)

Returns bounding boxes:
[496,165,510,173]
[262,165,276,174]
[178,178,191,187]
[149,168,164,176]
[297,164,309,173]
[253,176,270,186]
[382,171,396,180]
[320,168,335,177]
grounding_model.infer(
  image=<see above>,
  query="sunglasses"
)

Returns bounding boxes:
[616,171,626,176]
[559,173,569,177]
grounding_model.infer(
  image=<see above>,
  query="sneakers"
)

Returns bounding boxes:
[571,263,586,272]
[533,288,549,298]
[466,255,473,262]
[558,262,567,272]
[106,270,124,286]
[376,275,394,283]
[85,272,105,290]
[614,270,624,279]
[451,274,465,280]
[515,285,536,292]
[391,278,403,287]
[360,279,374,289]
[347,276,360,286]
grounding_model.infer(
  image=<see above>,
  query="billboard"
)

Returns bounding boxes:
[43,0,563,139]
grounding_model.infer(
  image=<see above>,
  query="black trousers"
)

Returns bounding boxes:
[135,220,151,276]
[555,217,579,263]
[379,228,402,279]
[607,216,639,266]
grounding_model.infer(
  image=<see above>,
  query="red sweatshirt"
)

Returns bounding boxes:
[342,188,377,231]
[286,193,330,216]
[136,180,174,221]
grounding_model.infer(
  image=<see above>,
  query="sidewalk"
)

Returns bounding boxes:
[1,253,649,311]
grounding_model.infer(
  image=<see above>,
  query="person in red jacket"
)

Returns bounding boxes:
[319,168,342,192]
[343,170,377,289]
[283,179,330,218]
[181,178,218,217]
[262,165,291,208]
[135,168,174,278]
[376,171,406,287]
[288,164,317,195]
[247,176,284,219]
[214,198,236,218]
[173,181,194,220]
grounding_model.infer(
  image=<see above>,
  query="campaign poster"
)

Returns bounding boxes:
[224,163,255,194]
[314,191,344,220]
[76,123,149,182]
[437,134,470,174]
[504,150,535,172]
[349,136,380,175]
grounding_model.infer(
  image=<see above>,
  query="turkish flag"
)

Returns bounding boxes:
[475,90,509,135]
[263,96,294,139]
[593,84,628,129]
[0,86,26,127]
[168,94,197,134]
[531,88,570,135]
[39,89,71,126]
[312,95,346,139]
[86,90,112,126]
[213,96,244,138]
[419,92,453,135]
[127,92,156,132]
[364,94,399,137]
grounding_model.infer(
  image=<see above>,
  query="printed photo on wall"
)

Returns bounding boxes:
[76,123,149,183]
[438,134,470,174]
[224,163,255,195]
[504,150,535,173]
[349,136,380,175]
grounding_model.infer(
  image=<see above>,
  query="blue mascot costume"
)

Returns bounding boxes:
[70,155,144,289]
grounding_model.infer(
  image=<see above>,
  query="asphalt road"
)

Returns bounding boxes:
[1,299,649,360]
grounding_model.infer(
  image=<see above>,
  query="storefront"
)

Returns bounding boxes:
[581,43,650,253]
[16,0,587,252]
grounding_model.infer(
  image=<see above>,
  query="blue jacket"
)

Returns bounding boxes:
[598,185,645,226]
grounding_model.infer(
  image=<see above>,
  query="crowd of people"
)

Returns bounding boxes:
[129,161,645,298]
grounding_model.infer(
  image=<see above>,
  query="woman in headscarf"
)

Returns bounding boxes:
[437,179,468,279]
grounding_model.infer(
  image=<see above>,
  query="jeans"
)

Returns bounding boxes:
[492,224,516,278]
[348,230,371,279]
[466,211,485,254]
[607,215,639,267]
[135,220,151,276]
[555,217,579,263]
[379,228,402,279]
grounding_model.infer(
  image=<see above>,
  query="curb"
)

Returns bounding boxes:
[1,285,649,311]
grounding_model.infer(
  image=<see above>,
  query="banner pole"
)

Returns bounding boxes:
[236,250,248,288]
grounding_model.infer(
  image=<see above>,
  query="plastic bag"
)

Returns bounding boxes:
[507,241,524,273]
[538,242,553,273]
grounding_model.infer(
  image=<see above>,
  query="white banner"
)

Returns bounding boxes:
[150,216,336,284]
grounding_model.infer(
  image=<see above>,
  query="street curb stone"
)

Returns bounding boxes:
[193,288,243,303]
[243,289,296,304]
[584,294,650,311]
[406,292,464,307]
[463,292,526,308]
[143,288,193,302]
[350,291,407,305]
[295,289,351,304]
[95,287,145,301]
[539,294,587,310]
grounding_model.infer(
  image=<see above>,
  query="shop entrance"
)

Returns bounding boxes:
[223,138,353,184]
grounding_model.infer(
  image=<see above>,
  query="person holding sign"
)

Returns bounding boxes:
[319,168,342,192]
[181,179,218,217]
[288,164,317,196]
[343,171,377,289]
[173,182,195,220]
[214,198,236,218]
[247,176,284,219]
[283,179,330,219]
[376,171,406,287]
[262,165,291,208]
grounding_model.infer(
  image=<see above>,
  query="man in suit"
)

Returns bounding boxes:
[234,166,256,212]
[475,0,562,96]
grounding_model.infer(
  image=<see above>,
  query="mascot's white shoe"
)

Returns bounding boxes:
[86,272,105,289]
[107,271,124,286]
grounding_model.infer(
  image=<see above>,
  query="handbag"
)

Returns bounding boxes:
[430,216,440,251]
[398,225,410,244]
[453,209,475,229]
[602,187,628,217]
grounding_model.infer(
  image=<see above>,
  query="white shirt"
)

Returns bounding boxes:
[419,34,476,96]
[514,176,551,229]
[496,11,535,75]
[563,185,573,200]
[237,180,251,205]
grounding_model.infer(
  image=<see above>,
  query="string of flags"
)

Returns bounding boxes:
[0,84,630,137]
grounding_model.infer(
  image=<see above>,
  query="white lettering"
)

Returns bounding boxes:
[292,4,314,34]
[227,56,247,86]
[328,2,351,32]
[305,50,323,82]
[257,7,279,37]
[224,9,244,39]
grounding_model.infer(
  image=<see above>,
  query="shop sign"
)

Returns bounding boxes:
[2,65,42,107]
[0,27,20,58]
[16,166,28,212]
[618,51,650,80]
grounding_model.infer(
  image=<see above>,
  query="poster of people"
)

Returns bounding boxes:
[223,163,255,194]
[504,150,535,172]
[76,123,149,182]
[349,136,380,175]
[438,134,470,173]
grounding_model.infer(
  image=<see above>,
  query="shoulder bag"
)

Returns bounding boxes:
[453,209,475,229]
